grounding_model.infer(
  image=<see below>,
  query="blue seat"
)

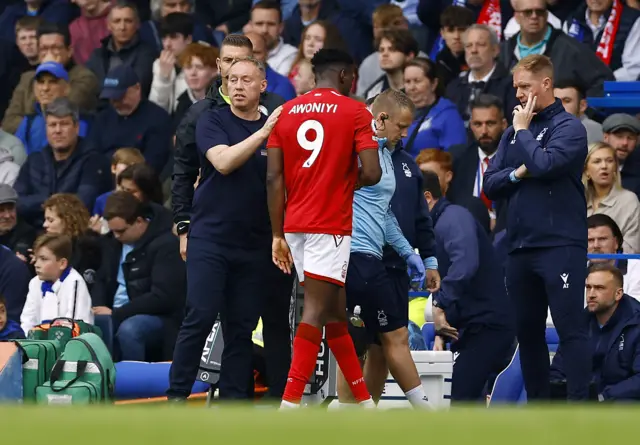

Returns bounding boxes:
[421,323,435,349]
[489,345,527,405]
[546,327,559,354]
[114,361,209,400]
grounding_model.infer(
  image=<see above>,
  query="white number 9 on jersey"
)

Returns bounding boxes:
[297,119,324,168]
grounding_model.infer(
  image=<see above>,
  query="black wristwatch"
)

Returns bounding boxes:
[176,221,190,236]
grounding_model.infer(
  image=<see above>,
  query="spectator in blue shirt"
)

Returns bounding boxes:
[16,62,90,156]
[246,31,296,102]
[402,58,466,156]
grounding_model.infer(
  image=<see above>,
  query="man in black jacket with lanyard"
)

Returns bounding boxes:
[169,35,292,401]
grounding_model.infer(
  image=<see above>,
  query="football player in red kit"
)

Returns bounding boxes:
[266,49,382,409]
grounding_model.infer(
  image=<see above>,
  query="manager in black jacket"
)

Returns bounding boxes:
[483,54,590,401]
[92,191,185,362]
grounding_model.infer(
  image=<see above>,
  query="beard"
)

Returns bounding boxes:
[478,138,500,155]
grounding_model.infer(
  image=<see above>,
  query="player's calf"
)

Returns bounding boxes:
[379,327,432,409]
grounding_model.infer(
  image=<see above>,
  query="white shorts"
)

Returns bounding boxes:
[284,233,352,286]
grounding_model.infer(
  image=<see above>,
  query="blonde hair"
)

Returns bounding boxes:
[112,147,145,167]
[512,54,554,81]
[583,142,621,204]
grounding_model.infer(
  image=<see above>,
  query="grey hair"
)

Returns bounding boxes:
[151,0,194,20]
[44,97,79,123]
[229,57,266,79]
[463,24,500,47]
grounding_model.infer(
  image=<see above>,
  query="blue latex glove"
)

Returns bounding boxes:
[405,253,426,286]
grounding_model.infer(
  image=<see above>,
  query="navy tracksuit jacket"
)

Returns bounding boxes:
[483,98,590,401]
[551,295,640,401]
[383,146,437,319]
[431,198,515,401]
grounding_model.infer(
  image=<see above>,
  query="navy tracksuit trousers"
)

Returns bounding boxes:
[505,245,590,400]
[168,239,293,400]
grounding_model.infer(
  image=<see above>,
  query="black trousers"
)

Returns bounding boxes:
[506,245,590,401]
[168,239,292,400]
[450,325,515,403]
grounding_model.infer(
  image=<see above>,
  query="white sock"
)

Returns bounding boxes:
[405,385,433,410]
[336,401,359,409]
[279,400,300,410]
[358,397,376,409]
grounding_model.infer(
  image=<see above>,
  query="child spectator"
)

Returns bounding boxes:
[173,42,218,130]
[92,147,146,218]
[149,12,194,113]
[15,16,42,68]
[293,58,315,96]
[69,0,112,65]
[0,0,76,42]
[117,163,164,206]
[0,295,25,340]
[15,61,90,155]
[20,233,94,335]
[42,194,103,288]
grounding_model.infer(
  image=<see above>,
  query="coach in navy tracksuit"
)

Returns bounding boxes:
[383,142,439,318]
[551,265,640,401]
[168,57,287,401]
[483,56,590,400]
[423,170,515,402]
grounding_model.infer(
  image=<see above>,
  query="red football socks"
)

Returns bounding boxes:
[326,322,372,403]
[282,323,322,404]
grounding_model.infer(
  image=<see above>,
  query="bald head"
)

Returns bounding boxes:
[245,32,267,64]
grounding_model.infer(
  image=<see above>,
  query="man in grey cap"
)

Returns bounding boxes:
[0,184,36,260]
[603,113,640,197]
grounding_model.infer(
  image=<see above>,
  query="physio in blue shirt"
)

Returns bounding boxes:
[338,89,436,410]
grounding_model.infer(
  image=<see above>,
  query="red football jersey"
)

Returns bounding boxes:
[267,88,378,235]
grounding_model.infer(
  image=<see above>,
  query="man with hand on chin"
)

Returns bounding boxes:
[483,54,591,401]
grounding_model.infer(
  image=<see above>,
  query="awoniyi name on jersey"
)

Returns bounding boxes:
[288,103,338,114]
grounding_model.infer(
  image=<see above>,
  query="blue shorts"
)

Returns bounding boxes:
[345,253,406,345]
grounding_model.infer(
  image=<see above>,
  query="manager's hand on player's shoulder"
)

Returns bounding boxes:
[260,105,283,138]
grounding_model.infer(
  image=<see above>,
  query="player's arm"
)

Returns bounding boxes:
[266,147,286,238]
[355,105,382,186]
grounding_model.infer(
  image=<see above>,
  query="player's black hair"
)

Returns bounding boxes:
[310,48,354,77]
[422,170,442,199]
[588,214,624,254]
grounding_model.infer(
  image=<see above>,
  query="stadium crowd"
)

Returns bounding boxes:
[0,0,640,404]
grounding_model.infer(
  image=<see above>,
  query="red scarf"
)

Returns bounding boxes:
[477,0,503,40]
[595,0,622,66]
